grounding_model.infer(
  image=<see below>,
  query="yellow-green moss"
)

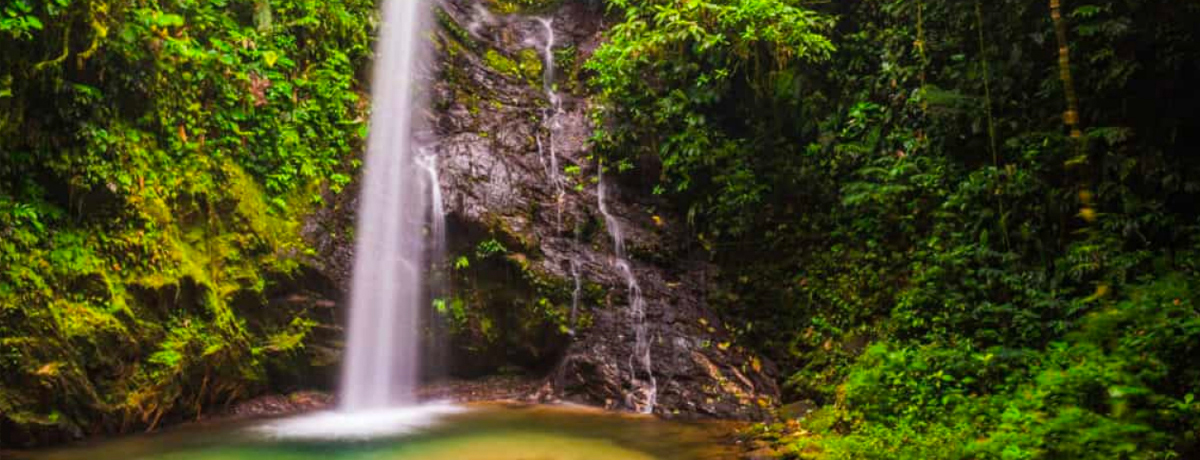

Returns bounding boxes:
[517,48,544,84]
[484,0,562,15]
[484,48,543,88]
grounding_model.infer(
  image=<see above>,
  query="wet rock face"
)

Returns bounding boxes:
[420,0,780,419]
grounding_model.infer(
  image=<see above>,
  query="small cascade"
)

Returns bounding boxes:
[534,17,566,229]
[568,260,582,336]
[417,151,446,261]
[596,165,657,414]
[464,3,497,37]
[417,149,449,382]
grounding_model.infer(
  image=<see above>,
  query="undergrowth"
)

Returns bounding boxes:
[0,0,373,441]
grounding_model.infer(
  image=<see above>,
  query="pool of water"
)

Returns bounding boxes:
[16,403,744,460]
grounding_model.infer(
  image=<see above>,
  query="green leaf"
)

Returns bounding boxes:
[155,14,184,27]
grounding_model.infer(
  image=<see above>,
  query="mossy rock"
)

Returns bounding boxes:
[484,48,544,88]
[435,7,478,51]
[484,0,563,15]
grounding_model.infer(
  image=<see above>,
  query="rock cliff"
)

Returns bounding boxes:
[408,0,780,419]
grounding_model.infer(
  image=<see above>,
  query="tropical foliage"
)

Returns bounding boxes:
[589,0,1200,457]
[5,0,1200,456]
[1,0,372,440]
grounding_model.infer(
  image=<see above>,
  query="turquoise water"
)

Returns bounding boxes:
[17,404,742,460]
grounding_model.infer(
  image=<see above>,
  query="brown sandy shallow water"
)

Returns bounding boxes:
[7,402,749,460]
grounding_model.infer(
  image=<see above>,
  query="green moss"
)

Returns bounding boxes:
[484,0,563,15]
[517,48,544,84]
[436,220,596,370]
[485,49,518,77]
[0,0,371,440]
[484,48,543,88]
[553,45,581,94]
[435,7,478,52]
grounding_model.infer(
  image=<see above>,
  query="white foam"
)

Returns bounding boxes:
[254,403,466,440]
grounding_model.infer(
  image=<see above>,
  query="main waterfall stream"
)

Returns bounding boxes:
[339,0,431,411]
[247,0,457,439]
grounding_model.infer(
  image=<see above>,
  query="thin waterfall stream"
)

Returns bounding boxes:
[534,17,566,229]
[569,260,582,336]
[535,16,581,341]
[529,15,655,412]
[418,151,446,265]
[418,150,449,378]
[597,165,657,414]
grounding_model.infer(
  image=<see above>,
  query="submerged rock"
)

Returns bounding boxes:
[220,391,334,419]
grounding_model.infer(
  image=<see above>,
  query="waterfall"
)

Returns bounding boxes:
[568,260,581,336]
[465,3,496,37]
[418,152,446,262]
[596,166,657,414]
[535,17,565,228]
[417,150,450,379]
[339,0,434,411]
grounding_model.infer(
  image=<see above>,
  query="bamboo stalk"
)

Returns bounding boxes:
[1050,0,1083,146]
